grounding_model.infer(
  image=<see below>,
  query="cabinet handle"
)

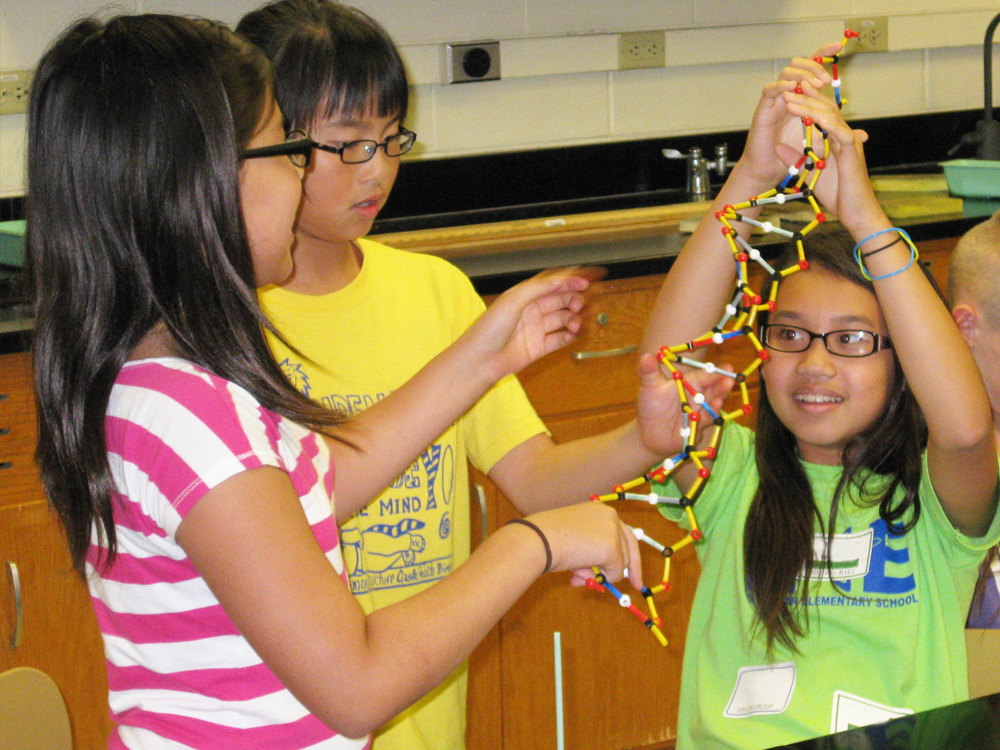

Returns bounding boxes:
[572,344,637,361]
[6,560,22,649]
[473,483,488,545]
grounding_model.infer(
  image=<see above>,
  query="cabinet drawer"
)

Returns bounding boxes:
[0,353,44,508]
[516,275,664,417]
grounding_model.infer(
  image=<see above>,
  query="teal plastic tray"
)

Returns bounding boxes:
[0,219,25,268]
[940,159,1000,198]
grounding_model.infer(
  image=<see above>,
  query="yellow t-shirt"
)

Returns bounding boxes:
[260,238,547,750]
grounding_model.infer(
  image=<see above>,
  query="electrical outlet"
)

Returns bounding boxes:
[445,42,500,83]
[618,31,665,70]
[846,17,888,53]
[0,69,32,115]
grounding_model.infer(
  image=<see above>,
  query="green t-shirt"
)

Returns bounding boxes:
[655,423,1000,750]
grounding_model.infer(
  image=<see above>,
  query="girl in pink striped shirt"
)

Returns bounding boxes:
[25,13,703,750]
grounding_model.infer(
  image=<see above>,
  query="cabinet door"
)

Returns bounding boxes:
[466,469,502,750]
[1,351,44,509]
[1,351,113,749]
[468,406,697,750]
[915,236,957,294]
[1,502,113,750]
[516,275,665,418]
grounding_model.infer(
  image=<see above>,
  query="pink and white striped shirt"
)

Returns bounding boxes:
[88,358,368,750]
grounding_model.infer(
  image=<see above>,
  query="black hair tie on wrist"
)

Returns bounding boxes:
[505,518,552,574]
[861,233,903,258]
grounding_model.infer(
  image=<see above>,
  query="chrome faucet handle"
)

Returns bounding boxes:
[663,147,710,198]
[707,143,737,177]
[662,147,701,161]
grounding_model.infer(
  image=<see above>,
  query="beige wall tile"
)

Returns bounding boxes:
[1,0,140,66]
[0,118,26,197]
[611,60,772,138]
[694,0,852,25]
[503,35,617,79]
[399,45,441,86]
[350,0,526,44]
[893,11,1000,50]
[853,0,1000,14]
[836,49,926,118]
[433,72,609,153]
[927,45,1000,113]
[665,20,846,67]
[404,85,435,154]
[525,0,695,36]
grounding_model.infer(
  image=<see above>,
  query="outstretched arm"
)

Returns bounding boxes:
[785,79,998,536]
[177,466,641,738]
[489,355,734,513]
[324,268,598,520]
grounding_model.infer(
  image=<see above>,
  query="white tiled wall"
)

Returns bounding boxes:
[2,0,1000,196]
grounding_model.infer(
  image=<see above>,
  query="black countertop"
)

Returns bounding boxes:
[768,693,1000,750]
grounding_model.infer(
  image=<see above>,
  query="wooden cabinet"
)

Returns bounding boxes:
[0,352,112,750]
[467,274,696,750]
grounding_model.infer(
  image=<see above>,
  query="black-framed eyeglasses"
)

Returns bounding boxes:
[314,128,416,164]
[241,129,315,168]
[761,324,892,358]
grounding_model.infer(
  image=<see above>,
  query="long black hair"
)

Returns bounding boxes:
[744,226,927,653]
[26,14,347,576]
[237,0,408,131]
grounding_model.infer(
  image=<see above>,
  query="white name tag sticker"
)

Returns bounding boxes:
[830,690,913,733]
[724,662,796,718]
[805,528,874,581]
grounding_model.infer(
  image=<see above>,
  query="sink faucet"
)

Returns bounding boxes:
[663,144,736,200]
[949,12,1000,160]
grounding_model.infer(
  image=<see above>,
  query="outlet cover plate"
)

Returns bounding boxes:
[618,31,665,70]
[846,17,888,53]
[445,41,500,83]
[0,69,33,116]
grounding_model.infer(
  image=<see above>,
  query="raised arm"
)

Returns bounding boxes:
[786,79,998,536]
[640,49,838,353]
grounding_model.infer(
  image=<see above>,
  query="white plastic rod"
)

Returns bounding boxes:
[554,631,564,750]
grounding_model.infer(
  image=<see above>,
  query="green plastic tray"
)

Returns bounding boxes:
[0,219,25,268]
[940,159,1000,198]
